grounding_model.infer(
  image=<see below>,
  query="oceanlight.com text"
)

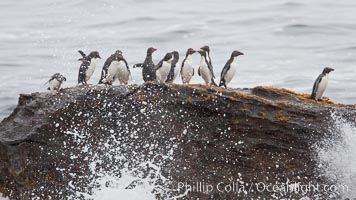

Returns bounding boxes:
[177,181,349,194]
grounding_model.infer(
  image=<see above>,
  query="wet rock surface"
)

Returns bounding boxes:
[0,83,355,199]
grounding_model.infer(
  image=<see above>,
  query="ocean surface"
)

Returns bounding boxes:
[0,0,355,199]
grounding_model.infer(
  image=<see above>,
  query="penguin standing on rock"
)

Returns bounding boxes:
[77,50,101,85]
[180,48,196,84]
[44,73,67,94]
[197,50,217,86]
[310,67,335,101]
[115,53,131,85]
[200,45,215,79]
[133,47,157,82]
[166,51,179,83]
[219,50,244,88]
[155,52,174,83]
[98,50,123,85]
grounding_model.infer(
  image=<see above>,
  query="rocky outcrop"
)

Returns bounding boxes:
[0,83,355,199]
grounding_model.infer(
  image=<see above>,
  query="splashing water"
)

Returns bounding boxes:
[0,193,9,200]
[317,112,356,199]
[88,165,161,200]
[62,127,188,200]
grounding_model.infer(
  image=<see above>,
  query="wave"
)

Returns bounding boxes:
[317,111,356,199]
[59,127,188,200]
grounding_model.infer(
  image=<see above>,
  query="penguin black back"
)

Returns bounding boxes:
[78,58,91,84]
[98,51,121,84]
[219,50,244,88]
[155,52,173,70]
[166,51,179,83]
[137,47,157,82]
[200,45,215,78]
[197,50,217,86]
[78,50,101,61]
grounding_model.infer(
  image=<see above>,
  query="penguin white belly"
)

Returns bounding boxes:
[49,79,61,91]
[105,61,120,83]
[315,74,329,100]
[117,61,130,85]
[181,63,194,84]
[85,59,97,82]
[224,62,237,84]
[156,61,171,83]
[200,62,212,85]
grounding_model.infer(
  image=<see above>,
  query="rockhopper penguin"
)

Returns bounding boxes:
[166,51,179,83]
[310,67,335,101]
[219,50,244,88]
[133,47,157,82]
[197,50,217,86]
[98,50,125,85]
[200,45,215,78]
[115,53,131,85]
[77,50,101,85]
[155,52,174,83]
[45,73,67,94]
[180,48,196,84]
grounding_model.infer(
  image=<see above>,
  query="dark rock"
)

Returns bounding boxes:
[0,83,355,199]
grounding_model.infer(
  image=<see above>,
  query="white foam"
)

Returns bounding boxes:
[0,192,9,200]
[90,171,156,200]
[318,114,356,198]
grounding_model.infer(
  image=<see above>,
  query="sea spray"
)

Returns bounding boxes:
[317,111,356,199]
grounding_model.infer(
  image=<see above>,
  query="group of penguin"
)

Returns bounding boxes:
[45,45,334,101]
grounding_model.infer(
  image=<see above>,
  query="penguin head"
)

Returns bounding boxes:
[231,50,244,58]
[115,50,123,55]
[200,45,210,53]
[164,52,174,63]
[171,51,179,58]
[88,51,101,59]
[323,67,335,74]
[186,48,196,56]
[58,74,67,82]
[147,47,157,55]
[197,50,207,57]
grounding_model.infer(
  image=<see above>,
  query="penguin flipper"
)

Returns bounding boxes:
[209,62,216,78]
[98,68,107,84]
[78,50,86,58]
[198,67,201,76]
[220,60,231,79]
[192,68,194,76]
[154,59,164,71]
[310,74,323,99]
